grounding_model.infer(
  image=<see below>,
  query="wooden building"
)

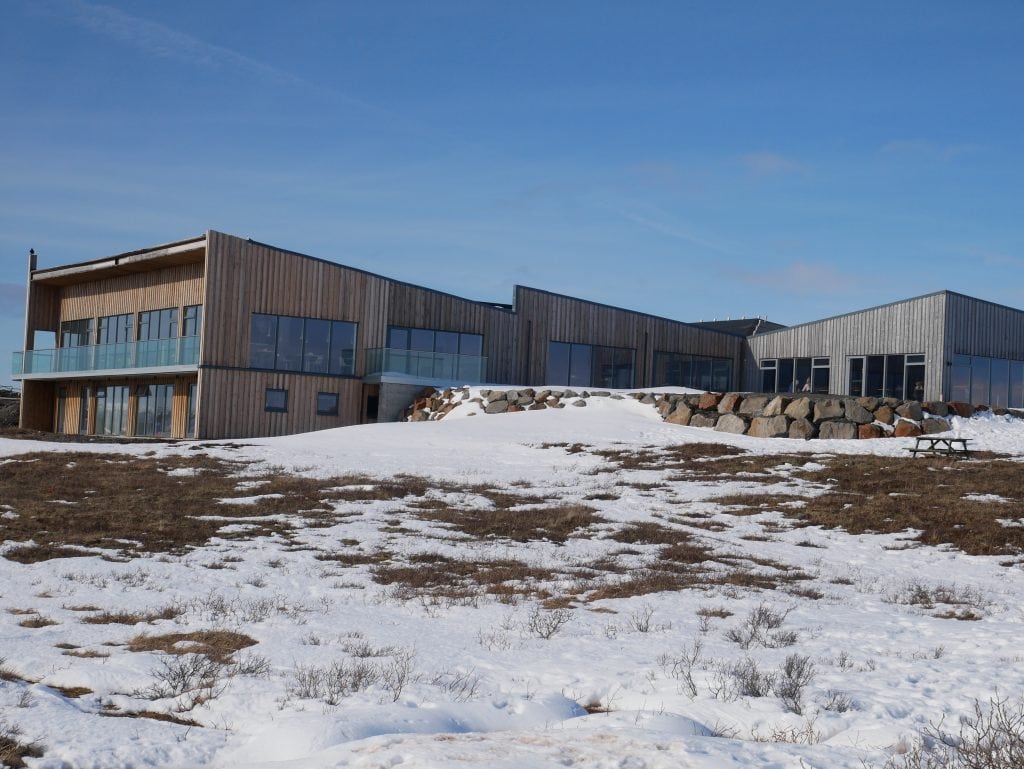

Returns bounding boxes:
[12,231,744,439]
[745,291,1024,408]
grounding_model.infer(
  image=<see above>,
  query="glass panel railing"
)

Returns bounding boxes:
[11,337,200,376]
[365,347,487,383]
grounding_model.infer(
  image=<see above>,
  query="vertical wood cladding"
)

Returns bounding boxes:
[203,232,517,380]
[512,287,743,387]
[196,368,362,439]
[945,293,1024,358]
[745,293,948,400]
[58,262,205,322]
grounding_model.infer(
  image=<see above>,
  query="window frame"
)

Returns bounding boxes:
[316,391,339,416]
[264,387,288,413]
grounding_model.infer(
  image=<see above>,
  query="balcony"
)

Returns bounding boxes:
[364,347,487,384]
[12,337,200,379]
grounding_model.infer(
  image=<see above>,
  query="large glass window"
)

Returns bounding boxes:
[546,341,634,388]
[98,314,132,345]
[60,318,93,347]
[847,354,924,400]
[249,314,358,376]
[186,382,198,438]
[139,308,178,341]
[78,386,90,434]
[952,354,1024,407]
[96,385,130,436]
[760,357,830,394]
[135,383,174,437]
[656,352,733,391]
[385,326,483,380]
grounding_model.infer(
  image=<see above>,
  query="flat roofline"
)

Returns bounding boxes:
[29,234,206,286]
[749,290,959,339]
[235,233,516,314]
[513,284,748,340]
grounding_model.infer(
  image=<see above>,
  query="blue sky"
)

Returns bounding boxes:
[2,1,1023,386]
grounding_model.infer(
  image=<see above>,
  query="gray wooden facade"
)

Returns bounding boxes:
[746,291,1024,401]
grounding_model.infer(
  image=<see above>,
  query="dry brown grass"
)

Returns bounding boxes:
[98,709,200,727]
[781,455,1024,556]
[126,630,257,663]
[372,553,556,600]
[82,604,183,625]
[16,614,57,628]
[0,452,453,562]
[413,503,603,543]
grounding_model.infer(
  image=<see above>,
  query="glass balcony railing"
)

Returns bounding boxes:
[365,347,487,383]
[12,337,200,377]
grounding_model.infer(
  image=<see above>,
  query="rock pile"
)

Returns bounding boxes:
[404,386,1015,439]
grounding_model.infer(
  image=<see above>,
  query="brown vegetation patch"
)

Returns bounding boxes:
[592,443,749,472]
[98,709,200,727]
[17,614,57,628]
[62,649,110,658]
[413,503,603,543]
[0,723,43,768]
[0,452,461,561]
[126,630,257,663]
[607,521,688,545]
[372,553,555,600]
[779,455,1024,556]
[82,604,183,625]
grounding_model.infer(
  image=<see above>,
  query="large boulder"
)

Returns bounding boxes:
[819,420,857,440]
[717,393,743,414]
[896,402,924,421]
[749,415,790,438]
[656,399,674,416]
[921,417,950,434]
[689,412,719,429]
[665,403,693,425]
[924,401,949,417]
[873,405,895,425]
[893,420,923,437]
[788,418,818,440]
[738,395,770,416]
[814,399,845,421]
[762,395,791,417]
[843,399,874,424]
[784,397,813,420]
[947,401,973,418]
[699,392,724,410]
[715,413,749,434]
[485,400,509,414]
[859,424,885,439]
[856,397,880,412]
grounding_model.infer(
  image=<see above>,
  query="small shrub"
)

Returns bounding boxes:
[527,605,574,640]
[430,669,482,702]
[724,604,794,649]
[0,720,43,768]
[775,654,815,714]
[626,603,655,633]
[658,639,703,698]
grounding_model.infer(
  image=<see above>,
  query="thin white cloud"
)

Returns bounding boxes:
[53,0,318,91]
[737,152,808,176]
[734,261,862,295]
[618,209,734,255]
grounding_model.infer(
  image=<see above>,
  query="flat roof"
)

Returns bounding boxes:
[31,235,207,286]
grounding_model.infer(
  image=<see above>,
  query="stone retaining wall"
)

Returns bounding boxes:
[403,387,1021,439]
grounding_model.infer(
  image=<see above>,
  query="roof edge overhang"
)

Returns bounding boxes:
[31,235,207,286]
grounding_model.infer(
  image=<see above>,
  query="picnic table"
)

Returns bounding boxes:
[907,436,971,458]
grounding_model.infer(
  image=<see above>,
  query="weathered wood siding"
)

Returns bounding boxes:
[944,293,1024,401]
[513,287,743,387]
[199,232,517,436]
[196,368,361,439]
[58,262,205,322]
[745,293,948,400]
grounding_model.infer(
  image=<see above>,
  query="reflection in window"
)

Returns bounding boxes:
[136,383,174,437]
[656,352,733,391]
[547,341,634,388]
[847,354,924,400]
[249,314,358,376]
[760,358,829,393]
[264,388,288,413]
[951,354,1024,407]
[316,392,339,416]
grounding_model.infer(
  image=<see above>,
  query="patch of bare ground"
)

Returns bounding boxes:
[126,630,257,663]
[82,604,184,625]
[591,443,750,472]
[0,452,464,562]
[412,503,603,543]
[0,721,43,768]
[98,709,200,727]
[777,455,1024,556]
[372,553,556,601]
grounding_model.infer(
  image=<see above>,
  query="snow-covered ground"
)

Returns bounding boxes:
[2,392,1023,768]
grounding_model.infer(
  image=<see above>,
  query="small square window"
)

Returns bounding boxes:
[316,391,339,416]
[265,388,288,413]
